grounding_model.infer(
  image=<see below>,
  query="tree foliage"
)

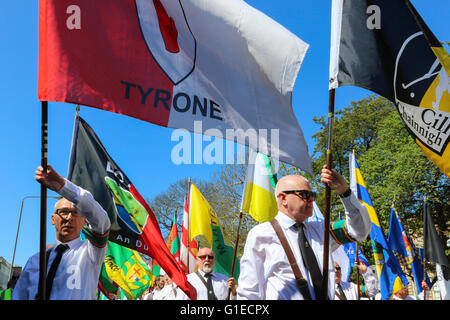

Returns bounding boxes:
[147,163,254,256]
[311,95,449,266]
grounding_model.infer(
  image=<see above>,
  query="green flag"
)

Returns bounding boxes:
[102,241,152,300]
[166,211,181,262]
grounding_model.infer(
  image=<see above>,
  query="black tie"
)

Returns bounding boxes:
[204,273,216,300]
[337,283,347,300]
[295,222,325,300]
[46,244,69,300]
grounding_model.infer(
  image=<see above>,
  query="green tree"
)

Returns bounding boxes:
[147,162,255,257]
[311,95,449,271]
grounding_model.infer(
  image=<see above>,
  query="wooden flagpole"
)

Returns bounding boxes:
[322,88,335,300]
[351,148,361,300]
[422,196,427,300]
[187,178,191,273]
[356,242,361,300]
[226,211,243,300]
[37,101,48,300]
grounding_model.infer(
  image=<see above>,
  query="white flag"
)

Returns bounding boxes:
[436,264,450,300]
[180,195,198,274]
[161,0,312,173]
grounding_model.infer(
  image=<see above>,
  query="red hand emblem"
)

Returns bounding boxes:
[153,0,180,53]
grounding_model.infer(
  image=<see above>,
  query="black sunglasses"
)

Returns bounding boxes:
[282,190,316,200]
[198,255,215,260]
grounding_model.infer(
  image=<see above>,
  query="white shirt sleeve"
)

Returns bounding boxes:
[361,267,378,298]
[340,192,371,242]
[58,179,110,262]
[58,179,111,235]
[236,226,268,300]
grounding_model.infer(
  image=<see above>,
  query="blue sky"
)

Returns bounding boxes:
[0,1,448,269]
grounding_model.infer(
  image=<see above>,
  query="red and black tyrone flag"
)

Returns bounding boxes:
[329,0,450,177]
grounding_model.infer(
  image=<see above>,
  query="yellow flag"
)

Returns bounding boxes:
[188,183,239,278]
[189,183,220,244]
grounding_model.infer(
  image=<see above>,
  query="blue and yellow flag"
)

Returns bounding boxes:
[349,153,408,299]
[388,203,432,293]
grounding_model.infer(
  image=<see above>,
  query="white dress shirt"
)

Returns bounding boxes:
[237,192,371,300]
[152,283,177,300]
[12,179,110,300]
[335,267,378,300]
[176,270,236,300]
[142,291,153,300]
[391,290,427,300]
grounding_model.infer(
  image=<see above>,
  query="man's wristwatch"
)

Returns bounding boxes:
[338,188,352,198]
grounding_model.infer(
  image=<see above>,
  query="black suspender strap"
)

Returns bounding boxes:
[270,219,312,300]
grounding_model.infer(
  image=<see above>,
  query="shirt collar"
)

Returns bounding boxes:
[275,211,307,230]
[54,236,82,250]
[198,269,214,278]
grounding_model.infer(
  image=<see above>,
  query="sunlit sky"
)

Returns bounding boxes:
[0,0,447,269]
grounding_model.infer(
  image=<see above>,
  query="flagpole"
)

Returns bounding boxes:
[67,106,80,179]
[352,148,361,300]
[226,211,243,300]
[9,195,60,283]
[187,178,191,273]
[356,242,361,300]
[422,196,427,300]
[37,101,48,300]
[322,88,335,299]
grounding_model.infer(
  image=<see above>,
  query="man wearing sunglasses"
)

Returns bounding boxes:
[237,165,371,300]
[176,247,237,300]
[13,164,110,300]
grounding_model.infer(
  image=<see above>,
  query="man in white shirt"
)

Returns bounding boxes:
[176,247,237,300]
[237,165,371,300]
[150,275,168,300]
[391,281,429,300]
[152,274,178,300]
[12,164,110,300]
[160,274,178,299]
[334,261,377,300]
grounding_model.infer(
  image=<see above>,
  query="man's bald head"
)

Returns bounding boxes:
[275,175,314,223]
[275,175,310,205]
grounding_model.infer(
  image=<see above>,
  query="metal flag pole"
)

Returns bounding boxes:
[9,195,60,282]
[322,88,335,300]
[37,101,48,300]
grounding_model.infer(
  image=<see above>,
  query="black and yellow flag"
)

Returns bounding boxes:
[329,0,449,176]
